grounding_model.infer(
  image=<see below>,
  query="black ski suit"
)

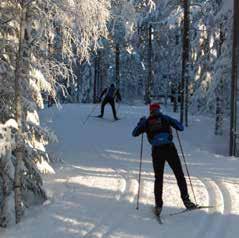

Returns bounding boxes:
[99,85,121,119]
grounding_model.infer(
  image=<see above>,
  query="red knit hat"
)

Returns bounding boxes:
[149,103,160,112]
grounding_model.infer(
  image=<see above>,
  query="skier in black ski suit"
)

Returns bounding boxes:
[98,84,121,120]
[132,103,197,216]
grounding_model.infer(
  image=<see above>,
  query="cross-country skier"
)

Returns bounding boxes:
[98,83,121,120]
[132,103,197,216]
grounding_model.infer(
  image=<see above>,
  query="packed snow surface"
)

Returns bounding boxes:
[1,104,239,238]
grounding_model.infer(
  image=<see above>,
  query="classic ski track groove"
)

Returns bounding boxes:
[191,178,222,238]
[94,149,139,237]
[62,166,126,238]
[85,146,139,238]
[82,173,138,238]
[81,152,129,238]
[81,143,138,238]
[82,171,129,238]
[220,180,239,237]
[193,178,231,238]
[101,177,138,238]
[63,163,236,238]
[208,180,232,238]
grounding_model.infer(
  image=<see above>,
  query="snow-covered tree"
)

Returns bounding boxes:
[189,1,233,135]
[0,0,110,225]
[0,120,17,227]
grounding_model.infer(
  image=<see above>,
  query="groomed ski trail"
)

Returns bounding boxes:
[2,104,239,238]
[41,105,239,238]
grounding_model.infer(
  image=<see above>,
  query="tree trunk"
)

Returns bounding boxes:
[99,52,105,94]
[93,53,98,103]
[230,0,239,156]
[115,44,120,89]
[14,3,29,224]
[215,78,224,135]
[76,60,81,103]
[97,50,102,98]
[145,25,152,104]
[180,0,190,125]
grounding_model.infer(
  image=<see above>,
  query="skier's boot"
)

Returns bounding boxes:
[183,199,198,210]
[97,115,103,118]
[154,206,162,217]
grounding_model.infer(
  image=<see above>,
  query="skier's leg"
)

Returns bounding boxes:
[152,147,166,208]
[100,98,108,117]
[167,145,197,209]
[166,144,189,201]
[109,100,117,119]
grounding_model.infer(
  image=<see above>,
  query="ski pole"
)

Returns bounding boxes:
[175,130,197,204]
[82,104,98,126]
[136,133,144,210]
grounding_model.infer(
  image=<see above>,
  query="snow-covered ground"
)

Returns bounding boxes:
[1,104,239,238]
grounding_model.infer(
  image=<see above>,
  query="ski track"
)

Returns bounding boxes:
[180,177,212,238]
[79,152,238,238]
[100,179,138,238]
[14,105,238,238]
[81,143,139,238]
[193,178,224,238]
[66,111,238,238]
[53,135,130,238]
[192,178,235,238]
[212,180,231,238]
[82,174,138,238]
[66,168,126,238]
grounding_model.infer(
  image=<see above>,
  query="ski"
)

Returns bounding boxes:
[168,205,214,217]
[151,205,214,224]
[90,115,104,119]
[90,116,122,122]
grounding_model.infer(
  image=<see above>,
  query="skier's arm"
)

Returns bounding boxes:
[165,115,184,131]
[132,117,147,137]
[156,112,184,131]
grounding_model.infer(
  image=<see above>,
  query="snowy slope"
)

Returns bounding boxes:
[1,104,239,238]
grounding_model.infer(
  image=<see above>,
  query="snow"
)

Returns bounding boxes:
[1,104,239,237]
[36,159,56,175]
[0,119,17,157]
[2,119,18,129]
[217,0,233,18]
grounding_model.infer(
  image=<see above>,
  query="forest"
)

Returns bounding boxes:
[0,1,239,237]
